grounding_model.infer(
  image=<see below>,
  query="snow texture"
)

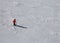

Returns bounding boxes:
[0,0,60,43]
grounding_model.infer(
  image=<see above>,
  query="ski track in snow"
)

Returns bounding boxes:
[0,0,60,43]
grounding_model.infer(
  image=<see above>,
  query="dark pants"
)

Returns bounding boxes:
[13,23,16,26]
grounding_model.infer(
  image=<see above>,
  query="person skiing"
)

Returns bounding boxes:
[13,19,16,26]
[12,19,27,28]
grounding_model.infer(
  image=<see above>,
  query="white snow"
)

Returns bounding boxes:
[0,0,60,43]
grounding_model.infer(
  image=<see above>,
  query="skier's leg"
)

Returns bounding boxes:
[14,23,16,26]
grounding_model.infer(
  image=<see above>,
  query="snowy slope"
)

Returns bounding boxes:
[0,0,60,43]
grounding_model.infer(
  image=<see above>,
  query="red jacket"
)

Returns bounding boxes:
[13,19,16,24]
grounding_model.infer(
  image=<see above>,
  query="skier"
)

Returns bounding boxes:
[12,19,27,28]
[13,19,16,26]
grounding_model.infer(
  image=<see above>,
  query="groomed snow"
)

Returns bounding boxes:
[0,0,60,43]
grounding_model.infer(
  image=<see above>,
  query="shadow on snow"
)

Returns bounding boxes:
[14,24,27,29]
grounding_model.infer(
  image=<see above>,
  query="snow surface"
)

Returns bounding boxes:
[0,0,60,43]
